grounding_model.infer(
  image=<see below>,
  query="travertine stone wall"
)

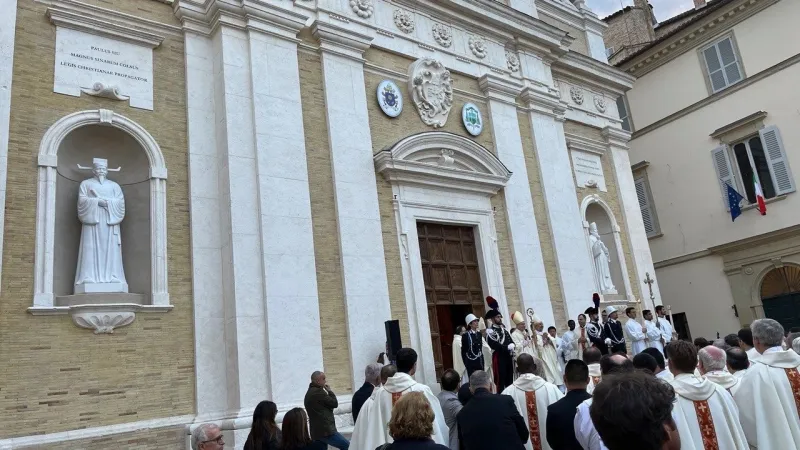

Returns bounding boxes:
[565,121,643,302]
[537,14,589,56]
[517,111,568,329]
[0,0,193,438]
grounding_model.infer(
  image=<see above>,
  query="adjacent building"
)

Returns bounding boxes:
[0,0,654,448]
[606,0,800,340]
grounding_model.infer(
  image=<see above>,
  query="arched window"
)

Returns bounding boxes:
[760,265,800,332]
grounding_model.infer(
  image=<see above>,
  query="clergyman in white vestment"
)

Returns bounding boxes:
[725,347,749,396]
[654,305,675,345]
[644,310,665,353]
[510,311,535,361]
[501,354,563,450]
[698,346,738,390]
[559,319,581,364]
[732,319,800,449]
[624,307,647,356]
[668,340,748,450]
[529,313,561,386]
[351,348,448,450]
[452,325,466,379]
[74,158,128,293]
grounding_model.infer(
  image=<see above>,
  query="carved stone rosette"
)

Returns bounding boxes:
[349,0,374,18]
[393,9,415,34]
[432,23,452,48]
[506,51,520,72]
[593,95,607,112]
[570,86,584,105]
[408,58,454,128]
[469,35,488,59]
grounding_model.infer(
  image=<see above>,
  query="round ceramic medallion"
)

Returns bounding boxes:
[377,80,403,118]
[462,103,483,136]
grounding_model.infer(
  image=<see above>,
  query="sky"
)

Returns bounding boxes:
[585,0,695,22]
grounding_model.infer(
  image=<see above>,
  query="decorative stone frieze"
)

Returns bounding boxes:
[570,86,584,105]
[432,23,452,48]
[506,51,520,72]
[393,9,414,33]
[350,0,374,18]
[469,35,488,59]
[594,95,607,112]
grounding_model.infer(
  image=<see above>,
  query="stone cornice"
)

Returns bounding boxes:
[174,0,309,37]
[619,0,778,76]
[478,73,523,106]
[311,20,373,61]
[552,51,635,94]
[521,87,567,119]
[601,126,631,148]
[567,133,607,156]
[39,0,182,47]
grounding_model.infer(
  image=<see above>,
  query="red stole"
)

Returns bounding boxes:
[693,400,720,450]
[524,390,542,450]
[785,368,800,418]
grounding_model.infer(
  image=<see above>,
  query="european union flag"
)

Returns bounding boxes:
[727,183,745,222]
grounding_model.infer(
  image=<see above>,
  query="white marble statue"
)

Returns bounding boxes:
[74,158,128,294]
[589,222,615,294]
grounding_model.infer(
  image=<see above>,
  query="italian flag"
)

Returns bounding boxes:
[754,173,767,215]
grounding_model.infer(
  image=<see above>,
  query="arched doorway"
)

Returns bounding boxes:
[760,266,800,331]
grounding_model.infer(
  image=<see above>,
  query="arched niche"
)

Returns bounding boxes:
[30,109,171,333]
[580,194,633,300]
[757,264,800,331]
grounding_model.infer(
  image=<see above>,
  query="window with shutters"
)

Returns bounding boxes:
[701,35,744,94]
[616,95,632,132]
[634,175,660,238]
[710,126,795,208]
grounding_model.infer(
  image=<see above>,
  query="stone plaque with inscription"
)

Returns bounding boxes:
[54,28,154,110]
[571,150,606,192]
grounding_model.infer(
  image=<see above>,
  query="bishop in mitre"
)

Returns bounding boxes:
[668,340,748,450]
[582,347,602,394]
[501,354,563,450]
[732,319,800,449]
[351,348,448,450]
[529,313,561,386]
[510,311,535,359]
[74,158,128,294]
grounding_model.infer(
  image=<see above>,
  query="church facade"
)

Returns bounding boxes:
[0,0,659,448]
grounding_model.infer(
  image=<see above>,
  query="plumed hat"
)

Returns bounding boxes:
[593,293,600,310]
[484,296,501,320]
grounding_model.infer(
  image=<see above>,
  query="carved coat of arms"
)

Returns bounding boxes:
[408,58,454,128]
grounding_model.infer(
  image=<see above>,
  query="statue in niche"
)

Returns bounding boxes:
[589,222,615,294]
[74,158,128,294]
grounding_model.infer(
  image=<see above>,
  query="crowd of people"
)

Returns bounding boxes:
[188,299,800,450]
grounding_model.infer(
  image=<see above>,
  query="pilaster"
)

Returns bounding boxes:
[583,13,609,63]
[522,87,597,321]
[312,20,393,390]
[603,126,663,308]
[478,74,553,326]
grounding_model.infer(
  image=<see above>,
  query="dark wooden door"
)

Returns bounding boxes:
[418,222,485,380]
[763,293,800,332]
[671,313,691,341]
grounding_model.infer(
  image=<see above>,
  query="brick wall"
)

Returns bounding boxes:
[0,0,193,439]
[18,426,185,450]
[604,1,656,65]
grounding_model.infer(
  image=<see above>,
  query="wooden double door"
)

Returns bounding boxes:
[417,222,485,380]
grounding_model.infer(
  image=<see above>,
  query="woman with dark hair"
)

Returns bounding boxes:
[281,408,326,450]
[244,401,282,450]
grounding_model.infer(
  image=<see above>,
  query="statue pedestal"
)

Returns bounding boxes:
[74,282,129,294]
